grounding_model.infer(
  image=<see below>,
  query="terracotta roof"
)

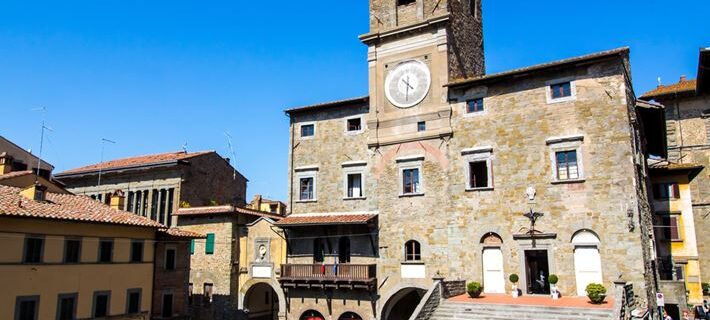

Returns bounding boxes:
[447,47,629,88]
[159,228,206,239]
[0,185,164,228]
[0,170,34,181]
[275,212,377,227]
[285,96,369,115]
[640,79,697,100]
[56,151,213,176]
[175,205,283,220]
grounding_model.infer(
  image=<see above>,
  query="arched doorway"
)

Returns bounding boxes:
[481,233,505,293]
[338,312,362,320]
[381,287,427,320]
[572,230,603,296]
[244,282,279,320]
[300,310,325,320]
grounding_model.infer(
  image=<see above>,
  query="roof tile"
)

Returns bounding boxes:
[640,79,697,99]
[57,151,213,176]
[275,212,377,226]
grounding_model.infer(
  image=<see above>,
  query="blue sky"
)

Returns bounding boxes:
[0,0,707,202]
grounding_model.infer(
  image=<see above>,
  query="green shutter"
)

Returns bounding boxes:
[205,234,215,254]
[190,239,195,254]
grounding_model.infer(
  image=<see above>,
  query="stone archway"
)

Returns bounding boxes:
[380,287,427,320]
[239,279,286,320]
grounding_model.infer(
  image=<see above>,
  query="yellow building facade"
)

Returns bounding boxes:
[0,184,164,320]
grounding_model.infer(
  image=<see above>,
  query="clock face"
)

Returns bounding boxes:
[385,60,431,108]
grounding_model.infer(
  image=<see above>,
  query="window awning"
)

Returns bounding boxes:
[275,212,377,227]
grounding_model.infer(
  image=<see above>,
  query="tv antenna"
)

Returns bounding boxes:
[31,107,52,180]
[97,138,116,187]
[224,131,237,180]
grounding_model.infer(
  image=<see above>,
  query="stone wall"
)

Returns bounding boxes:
[412,281,441,320]
[447,0,485,80]
[441,280,466,298]
[153,234,192,319]
[180,152,248,208]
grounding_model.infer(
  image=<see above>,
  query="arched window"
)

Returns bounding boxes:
[338,237,351,263]
[300,310,325,320]
[313,238,326,263]
[404,240,421,261]
[338,312,362,320]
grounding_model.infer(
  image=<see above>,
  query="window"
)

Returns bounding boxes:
[468,161,489,189]
[63,238,81,264]
[126,289,141,314]
[205,233,215,255]
[555,150,579,180]
[188,283,194,305]
[397,0,415,5]
[269,204,278,213]
[98,239,113,263]
[15,296,39,320]
[299,177,315,200]
[313,238,326,263]
[469,0,478,18]
[92,291,110,318]
[203,284,214,305]
[417,121,426,132]
[338,237,351,263]
[300,124,315,138]
[347,117,362,132]
[347,173,363,198]
[126,191,134,213]
[653,183,680,200]
[404,240,421,261]
[655,215,682,241]
[23,236,44,264]
[466,98,484,113]
[130,241,144,263]
[165,247,177,270]
[150,189,159,221]
[550,82,572,99]
[56,293,77,320]
[161,293,174,318]
[402,168,421,194]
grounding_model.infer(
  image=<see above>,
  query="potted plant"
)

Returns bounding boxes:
[585,283,607,304]
[548,274,559,299]
[509,274,520,298]
[467,282,484,298]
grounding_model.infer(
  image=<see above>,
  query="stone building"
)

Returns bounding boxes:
[640,47,710,302]
[55,150,248,227]
[174,205,286,320]
[281,1,661,319]
[248,194,288,215]
[0,135,54,179]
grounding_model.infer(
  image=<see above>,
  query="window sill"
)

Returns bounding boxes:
[343,197,366,201]
[399,193,424,198]
[463,111,487,118]
[465,187,494,192]
[401,261,425,265]
[345,131,364,136]
[551,178,585,185]
[547,96,576,104]
[296,199,317,203]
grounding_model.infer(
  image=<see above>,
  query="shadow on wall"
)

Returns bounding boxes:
[190,294,239,320]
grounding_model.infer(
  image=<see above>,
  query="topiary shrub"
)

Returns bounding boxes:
[585,283,607,304]
[509,274,519,283]
[548,274,559,285]
[467,282,483,298]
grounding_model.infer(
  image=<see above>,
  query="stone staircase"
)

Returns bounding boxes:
[430,300,615,320]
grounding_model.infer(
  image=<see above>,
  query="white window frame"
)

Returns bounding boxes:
[546,135,585,183]
[546,77,577,104]
[344,116,365,135]
[342,161,367,199]
[295,166,318,202]
[461,147,493,190]
[397,155,424,197]
[463,96,487,118]
[299,122,316,140]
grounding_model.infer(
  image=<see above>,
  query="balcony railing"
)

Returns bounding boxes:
[279,264,376,287]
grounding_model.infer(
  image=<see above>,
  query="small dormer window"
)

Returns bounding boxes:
[33,185,47,202]
[397,0,415,6]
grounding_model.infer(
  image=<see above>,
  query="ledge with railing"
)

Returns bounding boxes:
[279,264,376,290]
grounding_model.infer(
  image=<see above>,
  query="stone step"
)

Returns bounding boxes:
[430,301,614,320]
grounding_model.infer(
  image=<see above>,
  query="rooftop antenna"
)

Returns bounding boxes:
[97,138,116,188]
[31,107,52,180]
[657,76,662,87]
[224,131,237,180]
[182,141,188,153]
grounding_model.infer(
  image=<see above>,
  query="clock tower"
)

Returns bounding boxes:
[361,0,484,147]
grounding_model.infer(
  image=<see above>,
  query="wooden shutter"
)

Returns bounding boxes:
[190,239,195,254]
[672,184,680,199]
[205,234,215,254]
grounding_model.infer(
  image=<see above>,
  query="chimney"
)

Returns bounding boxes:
[110,189,126,210]
[0,153,13,175]
[680,75,687,82]
[21,183,48,202]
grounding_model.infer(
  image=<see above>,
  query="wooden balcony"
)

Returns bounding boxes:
[279,264,377,290]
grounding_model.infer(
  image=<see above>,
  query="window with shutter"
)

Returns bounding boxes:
[205,234,215,254]
[190,239,195,255]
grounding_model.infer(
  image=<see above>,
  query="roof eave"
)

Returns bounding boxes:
[284,96,369,116]
[55,160,185,179]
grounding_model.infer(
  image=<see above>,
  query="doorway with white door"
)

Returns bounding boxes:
[481,233,505,294]
[572,230,603,296]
